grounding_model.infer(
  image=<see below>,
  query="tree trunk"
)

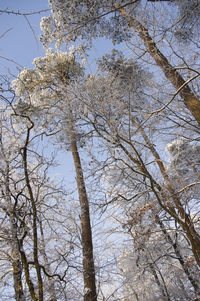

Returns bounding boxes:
[149,262,171,301]
[19,243,38,301]
[12,246,25,301]
[22,124,43,301]
[120,9,200,124]
[68,107,97,301]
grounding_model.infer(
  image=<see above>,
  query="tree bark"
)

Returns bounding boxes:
[149,262,171,301]
[68,106,97,301]
[19,245,38,301]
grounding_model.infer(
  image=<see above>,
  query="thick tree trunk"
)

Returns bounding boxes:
[19,244,38,301]
[120,9,200,124]
[68,108,97,301]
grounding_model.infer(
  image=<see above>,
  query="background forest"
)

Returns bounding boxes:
[0,0,200,300]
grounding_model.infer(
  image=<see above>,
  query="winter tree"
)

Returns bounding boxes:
[1,0,200,300]
[40,0,200,123]
[12,49,97,301]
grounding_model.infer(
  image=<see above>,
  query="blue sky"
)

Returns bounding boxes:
[0,0,111,72]
[0,0,127,74]
[0,0,49,74]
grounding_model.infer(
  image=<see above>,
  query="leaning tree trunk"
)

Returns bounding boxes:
[142,131,200,267]
[119,7,200,124]
[68,106,97,301]
[149,262,171,301]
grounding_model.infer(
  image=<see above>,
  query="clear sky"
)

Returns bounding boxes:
[0,0,49,75]
[0,0,116,75]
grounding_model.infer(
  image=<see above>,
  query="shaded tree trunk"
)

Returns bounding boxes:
[149,262,171,301]
[39,218,57,301]
[19,242,38,301]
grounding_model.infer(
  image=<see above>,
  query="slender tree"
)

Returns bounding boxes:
[12,50,97,301]
[0,90,80,299]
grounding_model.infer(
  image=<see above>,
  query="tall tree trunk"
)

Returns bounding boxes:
[19,241,38,301]
[68,106,97,301]
[143,135,200,266]
[119,8,200,124]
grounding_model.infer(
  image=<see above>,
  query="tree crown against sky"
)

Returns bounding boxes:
[40,0,200,47]
[39,0,200,125]
[12,46,97,301]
